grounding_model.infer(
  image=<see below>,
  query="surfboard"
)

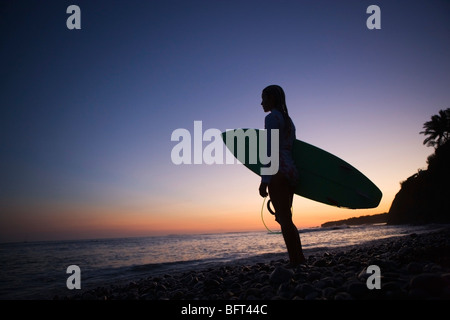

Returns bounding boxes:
[221,129,382,209]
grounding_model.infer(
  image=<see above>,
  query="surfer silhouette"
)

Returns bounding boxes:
[259,85,306,266]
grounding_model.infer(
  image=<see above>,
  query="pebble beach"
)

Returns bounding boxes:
[62,226,450,300]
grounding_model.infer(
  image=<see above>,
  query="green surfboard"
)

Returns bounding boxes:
[221,129,382,209]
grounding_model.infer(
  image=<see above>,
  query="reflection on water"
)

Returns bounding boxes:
[0,223,443,299]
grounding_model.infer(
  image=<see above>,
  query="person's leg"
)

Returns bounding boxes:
[268,173,306,266]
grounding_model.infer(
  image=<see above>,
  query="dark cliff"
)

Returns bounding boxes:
[387,141,450,224]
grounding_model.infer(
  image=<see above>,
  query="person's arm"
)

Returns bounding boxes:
[259,113,279,197]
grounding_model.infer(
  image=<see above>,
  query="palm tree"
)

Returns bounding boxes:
[420,108,450,148]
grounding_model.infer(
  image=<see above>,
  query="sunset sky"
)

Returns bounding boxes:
[1,0,449,242]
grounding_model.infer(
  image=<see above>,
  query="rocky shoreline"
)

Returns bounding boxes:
[62,226,450,300]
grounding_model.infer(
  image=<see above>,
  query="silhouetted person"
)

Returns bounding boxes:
[259,85,306,266]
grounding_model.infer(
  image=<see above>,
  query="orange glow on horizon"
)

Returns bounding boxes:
[0,190,392,243]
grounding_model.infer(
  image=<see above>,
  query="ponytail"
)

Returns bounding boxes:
[262,85,292,135]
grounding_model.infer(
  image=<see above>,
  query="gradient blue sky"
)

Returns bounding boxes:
[1,0,449,242]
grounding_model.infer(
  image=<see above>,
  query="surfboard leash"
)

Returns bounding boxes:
[261,197,281,234]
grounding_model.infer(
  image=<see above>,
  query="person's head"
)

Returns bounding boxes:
[261,85,293,134]
[261,85,287,113]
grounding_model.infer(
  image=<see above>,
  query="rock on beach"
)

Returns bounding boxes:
[61,227,450,300]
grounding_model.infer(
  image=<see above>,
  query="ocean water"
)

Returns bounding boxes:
[0,223,443,300]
